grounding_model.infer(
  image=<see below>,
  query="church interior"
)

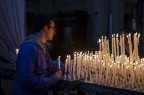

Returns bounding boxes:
[0,0,144,95]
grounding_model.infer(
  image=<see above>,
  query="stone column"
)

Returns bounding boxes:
[142,0,144,43]
[88,0,109,44]
[136,0,144,43]
[143,0,144,40]
[110,0,124,34]
[84,0,94,46]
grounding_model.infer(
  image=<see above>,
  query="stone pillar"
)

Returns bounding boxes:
[84,0,94,46]
[88,0,109,44]
[142,0,144,43]
[136,0,144,43]
[110,0,124,34]
[143,0,144,40]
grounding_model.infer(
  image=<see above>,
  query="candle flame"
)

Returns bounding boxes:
[138,33,140,37]
[126,66,129,69]
[116,34,118,37]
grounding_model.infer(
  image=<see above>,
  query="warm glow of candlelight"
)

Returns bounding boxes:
[116,34,118,37]
[126,66,129,69]
[58,56,61,69]
[138,33,140,37]
[16,48,19,55]
[63,32,143,91]
[98,39,101,43]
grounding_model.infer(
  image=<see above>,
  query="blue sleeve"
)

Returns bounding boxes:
[16,43,56,90]
[47,59,65,74]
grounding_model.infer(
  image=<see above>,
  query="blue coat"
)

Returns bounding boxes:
[13,36,64,95]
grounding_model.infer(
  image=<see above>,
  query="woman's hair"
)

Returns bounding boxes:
[31,12,54,34]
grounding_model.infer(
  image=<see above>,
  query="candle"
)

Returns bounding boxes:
[120,36,122,55]
[99,39,102,52]
[64,59,67,80]
[102,36,104,55]
[127,34,132,62]
[58,56,61,69]
[135,33,140,61]
[107,40,110,57]
[62,32,144,90]
[70,60,73,80]
[111,35,114,57]
[125,65,129,88]
[109,64,113,86]
[16,48,19,55]
[67,55,71,80]
[131,62,135,89]
[122,34,125,56]
[133,33,139,61]
[116,34,119,56]
[104,36,107,55]
[68,55,71,73]
[113,34,116,60]
[73,53,76,80]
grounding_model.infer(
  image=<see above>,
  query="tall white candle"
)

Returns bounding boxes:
[120,36,123,55]
[64,59,67,80]
[113,34,116,60]
[112,35,114,56]
[122,34,125,55]
[107,40,110,57]
[133,33,136,61]
[104,36,107,55]
[73,52,76,80]
[58,56,61,69]
[128,34,133,63]
[70,60,73,80]
[68,55,71,74]
[116,34,119,56]
[67,55,71,80]
[102,36,104,55]
[99,39,102,52]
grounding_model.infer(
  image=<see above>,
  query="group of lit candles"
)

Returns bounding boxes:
[15,33,143,92]
[62,33,144,92]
